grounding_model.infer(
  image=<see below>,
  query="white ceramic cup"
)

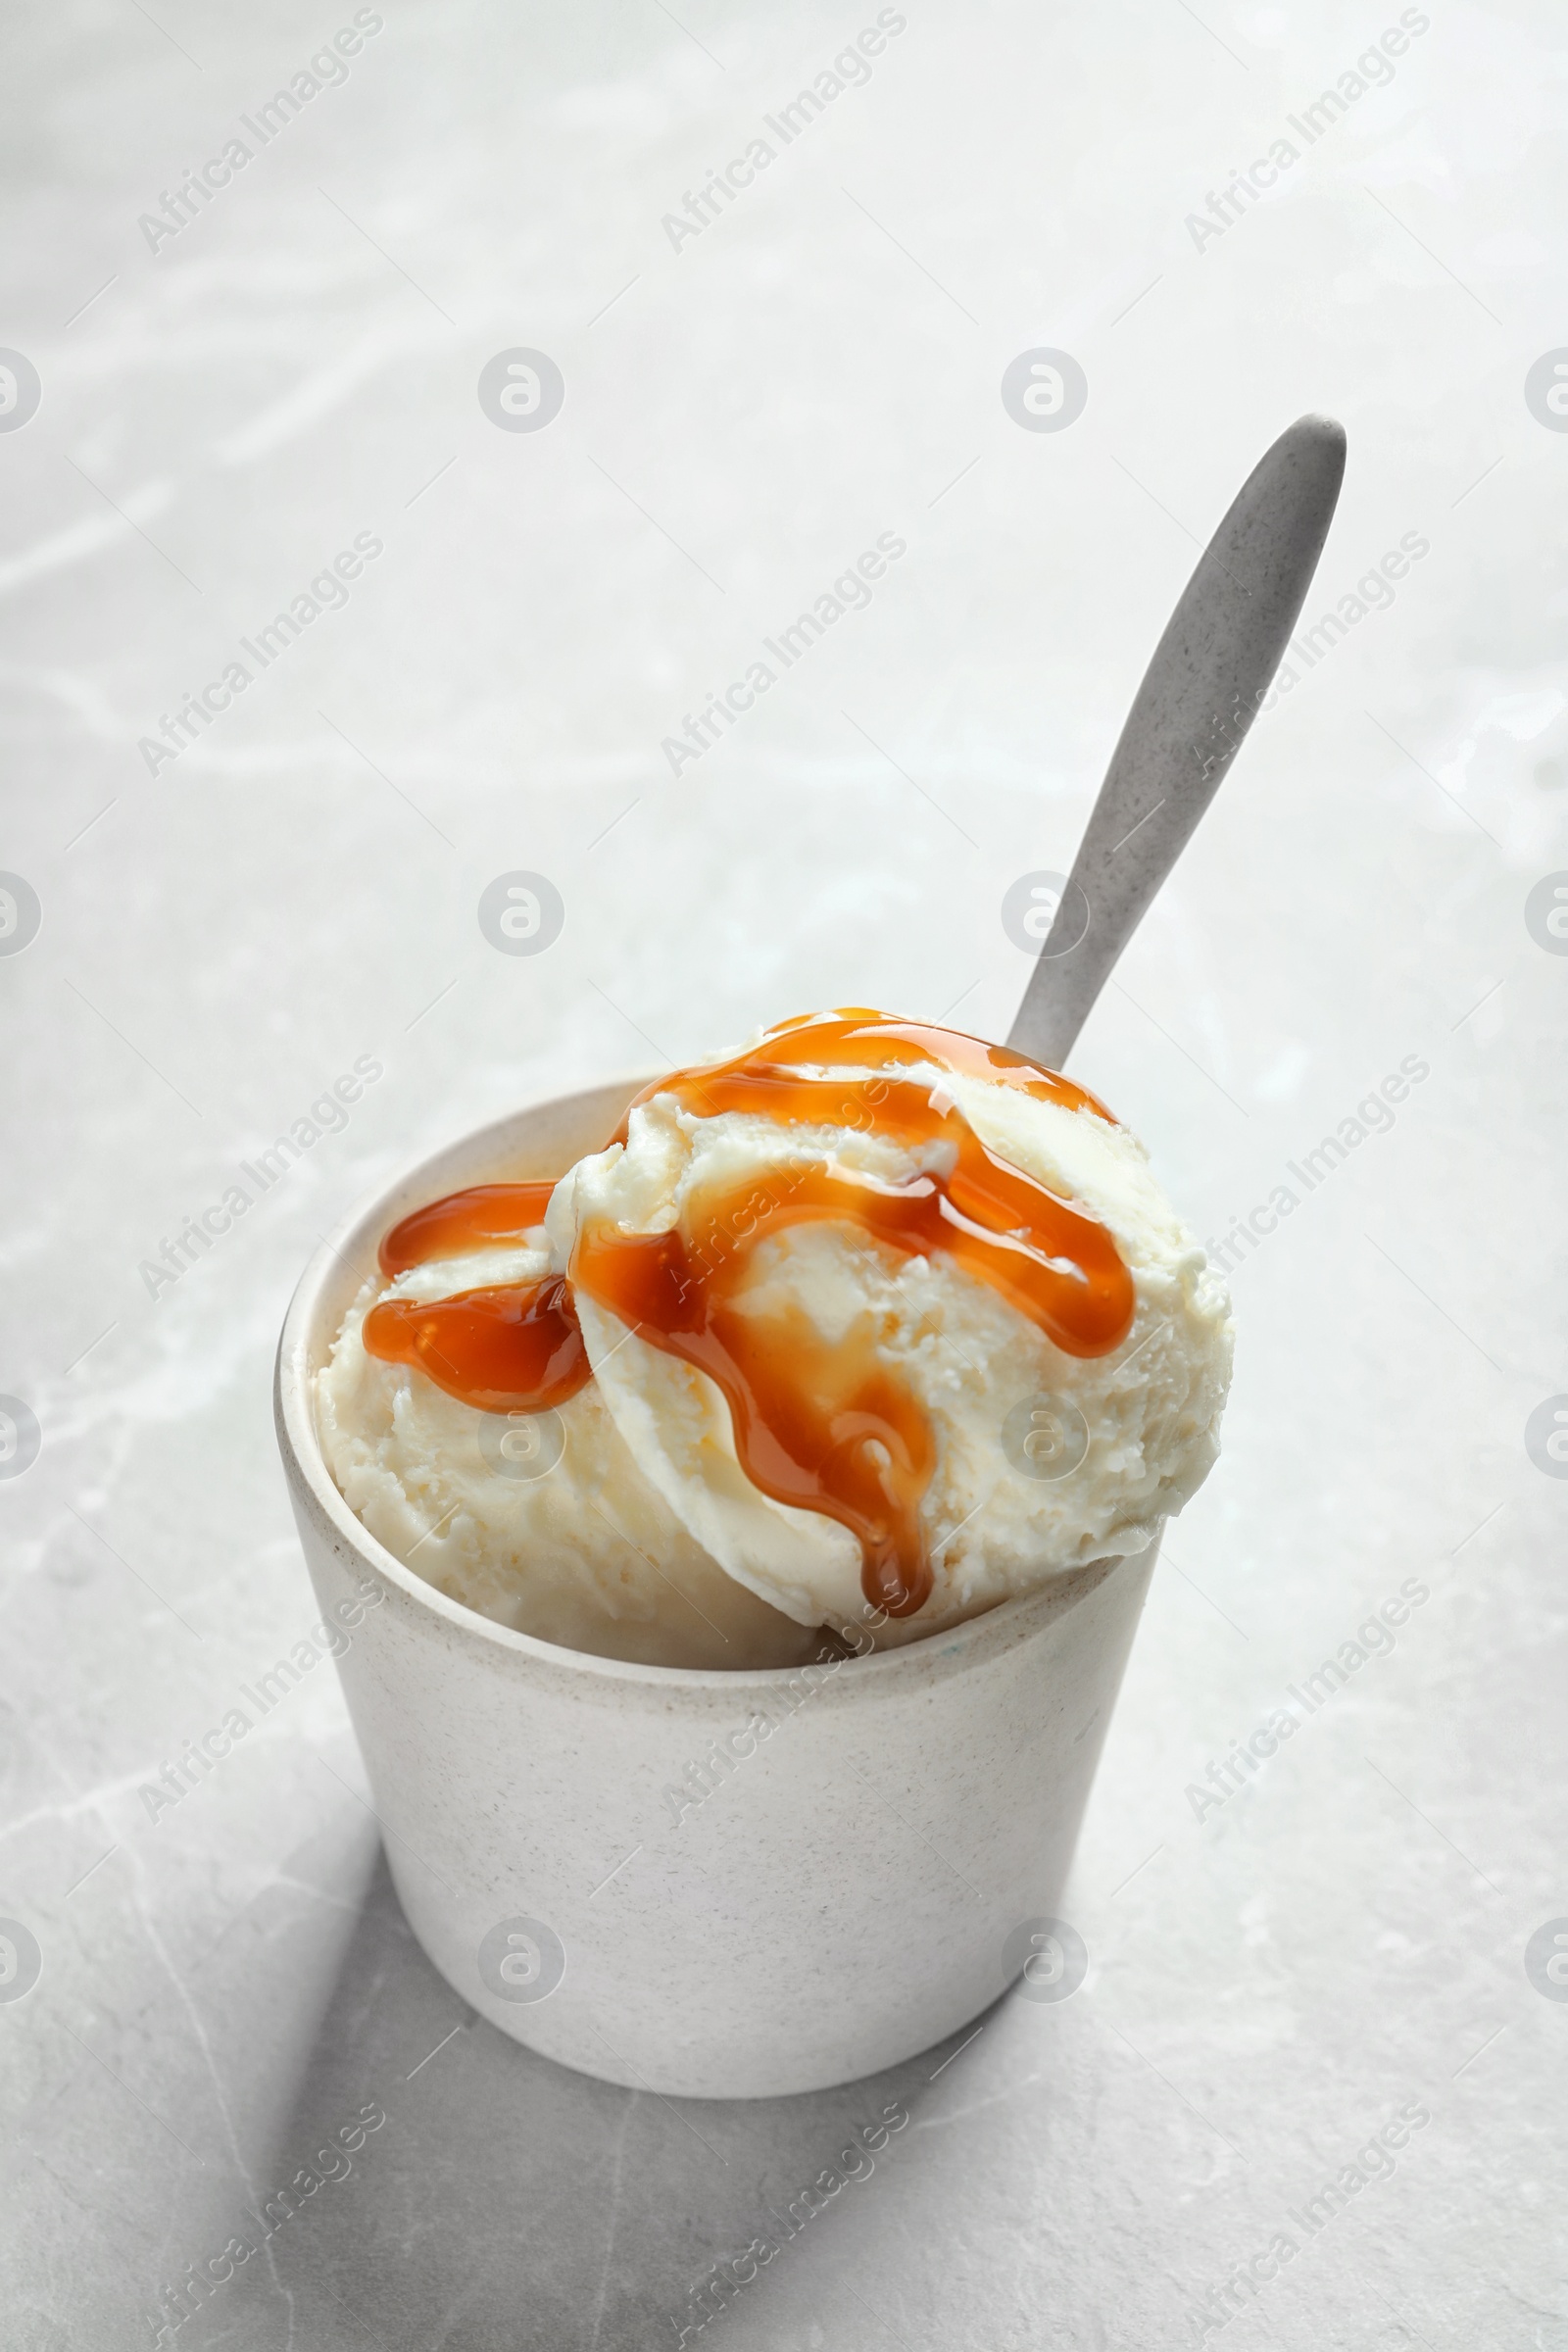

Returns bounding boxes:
[275,1078,1160,2099]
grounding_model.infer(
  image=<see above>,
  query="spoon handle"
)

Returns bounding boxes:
[1006,413,1347,1070]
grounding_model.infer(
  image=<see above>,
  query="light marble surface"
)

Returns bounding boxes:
[3,2,1566,2346]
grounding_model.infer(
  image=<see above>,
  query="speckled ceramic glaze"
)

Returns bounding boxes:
[274,1080,1159,2099]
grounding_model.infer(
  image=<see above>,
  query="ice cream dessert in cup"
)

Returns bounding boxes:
[277,409,1354,2092]
[278,1010,1231,2094]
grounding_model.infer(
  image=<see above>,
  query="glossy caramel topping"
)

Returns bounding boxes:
[378,1180,557,1277]
[364,1180,590,1412]
[363,1275,589,1416]
[362,1012,1134,1616]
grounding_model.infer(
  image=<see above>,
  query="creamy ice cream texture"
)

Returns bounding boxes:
[317,1012,1232,1668]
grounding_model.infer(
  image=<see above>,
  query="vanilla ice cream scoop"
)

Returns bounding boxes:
[316,1236,824,1671]
[318,1011,1232,1663]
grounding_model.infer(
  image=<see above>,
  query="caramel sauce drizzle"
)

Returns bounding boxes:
[363,1012,1134,1616]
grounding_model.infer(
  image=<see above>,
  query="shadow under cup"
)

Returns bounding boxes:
[274,1077,1160,2099]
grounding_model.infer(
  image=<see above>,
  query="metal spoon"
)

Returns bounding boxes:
[1006,413,1347,1069]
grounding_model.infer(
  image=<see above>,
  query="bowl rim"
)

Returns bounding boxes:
[274,1076,1144,1693]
